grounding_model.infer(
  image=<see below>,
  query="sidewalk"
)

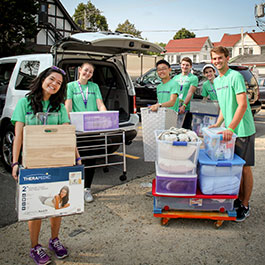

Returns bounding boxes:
[1,137,265,265]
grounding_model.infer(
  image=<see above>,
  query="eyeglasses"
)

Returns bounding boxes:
[51,66,66,76]
[157,67,169,72]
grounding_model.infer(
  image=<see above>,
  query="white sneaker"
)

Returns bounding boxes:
[84,188,94,203]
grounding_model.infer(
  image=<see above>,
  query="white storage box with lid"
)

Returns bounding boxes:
[202,127,237,161]
[155,163,197,196]
[70,111,119,132]
[155,130,201,174]
[198,150,245,195]
[141,107,178,162]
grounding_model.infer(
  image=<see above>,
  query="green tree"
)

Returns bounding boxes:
[173,28,196,39]
[0,0,38,57]
[73,1,108,31]
[116,19,142,38]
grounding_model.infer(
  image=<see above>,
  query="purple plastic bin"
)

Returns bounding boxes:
[156,175,197,196]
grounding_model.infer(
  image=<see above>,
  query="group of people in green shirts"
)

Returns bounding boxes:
[9,45,255,265]
[150,46,255,224]
[11,63,106,264]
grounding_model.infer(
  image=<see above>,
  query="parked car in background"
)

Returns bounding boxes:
[134,63,261,115]
[258,77,265,105]
[0,32,164,170]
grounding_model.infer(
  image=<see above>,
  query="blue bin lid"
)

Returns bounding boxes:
[198,149,246,167]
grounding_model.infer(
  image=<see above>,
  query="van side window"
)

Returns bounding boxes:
[0,63,16,116]
[15,61,40,90]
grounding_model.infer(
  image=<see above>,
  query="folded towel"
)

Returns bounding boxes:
[158,158,196,173]
[200,165,242,177]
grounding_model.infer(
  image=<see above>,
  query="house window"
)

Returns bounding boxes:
[177,55,181,63]
[193,55,197,63]
[205,45,208,51]
[249,48,253,55]
[239,48,242,54]
[203,55,207,60]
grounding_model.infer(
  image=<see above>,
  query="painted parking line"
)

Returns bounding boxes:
[114,152,140,160]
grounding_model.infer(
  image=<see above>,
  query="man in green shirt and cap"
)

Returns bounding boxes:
[210,46,256,222]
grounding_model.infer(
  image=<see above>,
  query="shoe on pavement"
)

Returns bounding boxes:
[49,237,68,259]
[236,204,250,222]
[30,244,51,265]
[84,188,94,203]
[233,198,242,210]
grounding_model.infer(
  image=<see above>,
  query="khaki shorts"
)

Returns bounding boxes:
[235,134,255,166]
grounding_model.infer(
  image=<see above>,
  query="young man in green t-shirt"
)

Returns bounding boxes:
[150,60,179,112]
[173,57,198,129]
[210,46,256,222]
[201,64,217,101]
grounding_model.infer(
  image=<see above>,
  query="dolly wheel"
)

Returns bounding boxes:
[214,220,224,229]
[161,218,170,226]
[119,173,127,181]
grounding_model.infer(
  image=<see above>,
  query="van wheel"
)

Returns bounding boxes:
[1,124,15,172]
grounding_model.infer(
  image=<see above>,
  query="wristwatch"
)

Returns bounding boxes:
[159,103,162,108]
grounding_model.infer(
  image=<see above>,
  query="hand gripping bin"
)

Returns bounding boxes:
[198,150,245,195]
[141,107,178,162]
[155,130,202,174]
[17,165,84,221]
[190,99,220,137]
[155,162,197,196]
[202,127,237,161]
[152,179,237,212]
[70,111,119,132]
[22,125,76,168]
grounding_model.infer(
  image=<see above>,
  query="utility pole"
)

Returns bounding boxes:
[241,28,244,55]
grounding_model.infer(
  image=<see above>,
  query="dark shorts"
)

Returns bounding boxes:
[182,111,192,130]
[235,133,255,166]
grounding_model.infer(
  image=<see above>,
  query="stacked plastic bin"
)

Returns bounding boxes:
[152,127,245,227]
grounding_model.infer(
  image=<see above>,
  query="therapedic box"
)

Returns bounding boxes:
[155,130,201,175]
[141,107,178,162]
[202,127,237,161]
[152,179,236,212]
[17,165,84,221]
[192,113,218,137]
[155,163,197,196]
[198,150,245,195]
[70,111,119,132]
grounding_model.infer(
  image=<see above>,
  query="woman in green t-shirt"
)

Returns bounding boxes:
[11,66,81,264]
[65,62,107,203]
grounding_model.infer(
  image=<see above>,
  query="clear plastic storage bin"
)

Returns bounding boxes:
[70,111,119,132]
[155,163,197,196]
[155,130,201,174]
[198,150,245,195]
[153,180,236,212]
[202,127,237,161]
[192,114,218,137]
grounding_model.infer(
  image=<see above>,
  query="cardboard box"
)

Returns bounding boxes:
[70,111,119,132]
[17,165,84,221]
[22,125,76,168]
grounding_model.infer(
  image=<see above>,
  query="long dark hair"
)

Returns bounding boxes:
[59,186,69,207]
[26,67,67,114]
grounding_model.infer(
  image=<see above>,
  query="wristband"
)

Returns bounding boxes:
[11,162,19,168]
[183,103,187,108]
[76,157,81,162]
[227,127,234,133]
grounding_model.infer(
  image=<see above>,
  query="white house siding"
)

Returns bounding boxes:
[234,34,261,56]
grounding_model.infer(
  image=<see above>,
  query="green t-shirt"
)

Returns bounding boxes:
[157,79,180,112]
[67,81,103,112]
[214,68,256,137]
[11,97,70,125]
[201,80,218,100]
[173,73,198,111]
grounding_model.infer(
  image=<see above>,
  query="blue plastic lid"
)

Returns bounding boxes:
[198,149,246,166]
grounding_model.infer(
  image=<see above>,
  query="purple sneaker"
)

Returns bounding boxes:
[30,244,51,265]
[49,237,68,259]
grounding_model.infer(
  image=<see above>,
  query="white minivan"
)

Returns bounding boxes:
[0,32,163,169]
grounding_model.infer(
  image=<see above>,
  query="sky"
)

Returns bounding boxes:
[60,0,264,44]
